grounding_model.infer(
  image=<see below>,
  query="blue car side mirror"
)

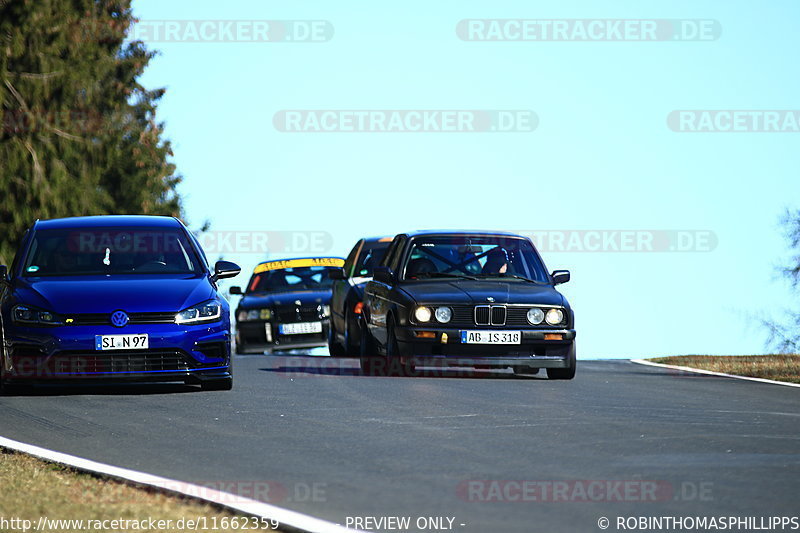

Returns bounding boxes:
[214,261,241,280]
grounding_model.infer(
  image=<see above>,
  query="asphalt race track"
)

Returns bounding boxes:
[1,357,798,533]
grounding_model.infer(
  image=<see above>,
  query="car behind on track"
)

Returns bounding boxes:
[230,257,344,354]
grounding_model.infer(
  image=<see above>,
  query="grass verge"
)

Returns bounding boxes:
[0,449,280,532]
[648,355,800,384]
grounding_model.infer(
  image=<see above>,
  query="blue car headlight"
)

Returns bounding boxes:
[12,305,64,326]
[175,300,222,325]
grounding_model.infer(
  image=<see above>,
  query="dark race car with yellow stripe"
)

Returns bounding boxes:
[229,257,344,354]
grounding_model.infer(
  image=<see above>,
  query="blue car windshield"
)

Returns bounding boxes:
[22,227,203,276]
[402,236,549,283]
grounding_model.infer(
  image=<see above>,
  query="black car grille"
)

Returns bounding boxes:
[66,312,176,326]
[275,306,321,323]
[446,306,563,327]
[474,305,506,326]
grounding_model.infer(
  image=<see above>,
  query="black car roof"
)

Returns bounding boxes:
[401,230,526,239]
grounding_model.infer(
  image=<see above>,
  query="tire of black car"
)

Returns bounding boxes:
[343,308,358,357]
[386,319,416,377]
[359,319,380,376]
[546,341,577,380]
[327,316,347,357]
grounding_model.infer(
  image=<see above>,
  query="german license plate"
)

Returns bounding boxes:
[95,333,149,350]
[279,322,323,335]
[461,330,521,344]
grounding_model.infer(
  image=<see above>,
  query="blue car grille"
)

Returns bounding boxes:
[9,349,193,376]
[65,312,177,326]
[49,350,191,374]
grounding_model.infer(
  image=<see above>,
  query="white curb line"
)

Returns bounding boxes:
[630,359,800,389]
[0,436,362,533]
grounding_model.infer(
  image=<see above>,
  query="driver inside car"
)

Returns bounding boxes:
[482,248,514,275]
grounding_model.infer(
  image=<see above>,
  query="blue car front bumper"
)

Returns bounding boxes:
[3,321,232,383]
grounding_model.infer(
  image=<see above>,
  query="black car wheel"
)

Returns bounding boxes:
[327,317,347,357]
[343,309,359,357]
[546,342,577,380]
[386,320,415,377]
[359,320,381,375]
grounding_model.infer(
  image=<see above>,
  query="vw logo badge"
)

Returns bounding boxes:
[487,296,495,303]
[110,310,129,328]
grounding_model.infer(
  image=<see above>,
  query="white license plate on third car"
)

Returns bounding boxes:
[279,322,323,335]
[461,330,521,344]
[95,333,149,350]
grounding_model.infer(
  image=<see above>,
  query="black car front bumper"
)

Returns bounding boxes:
[394,326,576,368]
[236,319,330,352]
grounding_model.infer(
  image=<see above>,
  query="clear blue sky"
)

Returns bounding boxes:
[133,0,799,358]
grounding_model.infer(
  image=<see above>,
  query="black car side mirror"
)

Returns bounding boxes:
[229,286,243,295]
[551,270,570,285]
[373,266,395,284]
[329,267,345,280]
[214,260,241,280]
[0,265,7,282]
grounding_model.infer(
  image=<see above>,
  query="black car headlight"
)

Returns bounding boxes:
[12,305,64,326]
[175,300,222,325]
[237,308,271,322]
[545,308,565,326]
[527,308,545,325]
[414,306,432,323]
[434,306,452,323]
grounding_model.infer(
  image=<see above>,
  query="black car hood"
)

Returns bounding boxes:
[399,280,564,306]
[239,289,331,309]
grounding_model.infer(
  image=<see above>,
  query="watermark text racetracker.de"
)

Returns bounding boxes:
[458,480,713,503]
[127,20,333,42]
[668,110,800,133]
[457,19,720,41]
[273,110,538,133]
[196,231,333,255]
[518,230,717,253]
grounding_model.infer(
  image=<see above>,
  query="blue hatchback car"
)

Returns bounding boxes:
[0,215,241,392]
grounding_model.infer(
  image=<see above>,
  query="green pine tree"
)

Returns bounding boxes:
[0,0,183,265]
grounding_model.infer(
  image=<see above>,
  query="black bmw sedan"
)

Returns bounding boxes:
[360,231,575,379]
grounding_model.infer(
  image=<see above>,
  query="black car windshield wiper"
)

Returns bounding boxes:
[415,272,479,281]
[476,273,545,284]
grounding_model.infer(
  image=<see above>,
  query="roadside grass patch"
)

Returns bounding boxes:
[0,450,278,532]
[649,355,800,384]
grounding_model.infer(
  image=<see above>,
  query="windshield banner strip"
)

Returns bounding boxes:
[253,257,344,273]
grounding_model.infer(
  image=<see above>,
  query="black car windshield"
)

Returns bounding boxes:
[354,241,390,277]
[247,266,336,293]
[402,236,549,283]
[22,227,202,276]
